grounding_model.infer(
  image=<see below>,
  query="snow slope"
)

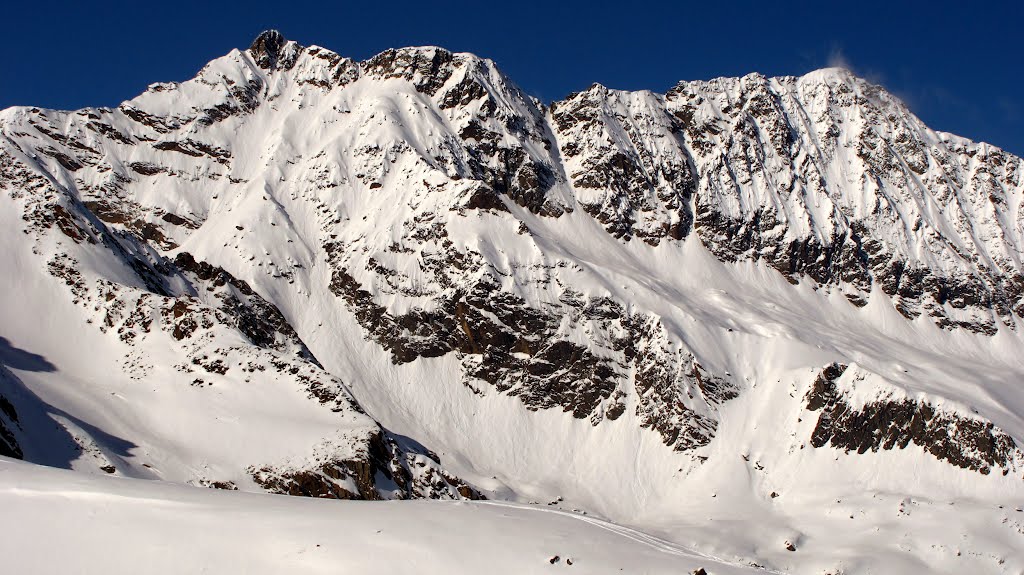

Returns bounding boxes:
[1,30,1023,573]
[0,457,761,575]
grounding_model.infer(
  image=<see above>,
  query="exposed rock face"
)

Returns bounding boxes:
[806,363,1021,474]
[251,430,483,500]
[0,392,23,459]
[330,265,736,450]
[550,84,695,243]
[249,29,298,71]
[171,252,316,358]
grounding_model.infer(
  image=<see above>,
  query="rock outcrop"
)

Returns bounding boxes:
[806,363,1021,474]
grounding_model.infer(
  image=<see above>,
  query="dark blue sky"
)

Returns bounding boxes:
[3,1,1021,155]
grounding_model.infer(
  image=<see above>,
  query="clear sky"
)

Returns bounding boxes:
[3,0,1021,155]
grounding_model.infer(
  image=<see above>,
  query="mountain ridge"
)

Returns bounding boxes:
[1,30,1023,574]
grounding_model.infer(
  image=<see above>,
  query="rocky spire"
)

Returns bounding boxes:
[249,30,289,70]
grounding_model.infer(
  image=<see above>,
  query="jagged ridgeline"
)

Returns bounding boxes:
[0,28,1022,509]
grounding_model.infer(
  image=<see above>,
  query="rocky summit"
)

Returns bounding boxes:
[1,31,1023,575]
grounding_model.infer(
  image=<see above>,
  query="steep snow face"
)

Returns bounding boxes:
[2,30,1024,574]
[553,69,1024,334]
[0,34,486,499]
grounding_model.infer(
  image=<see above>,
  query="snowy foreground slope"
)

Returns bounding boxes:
[0,458,760,575]
[1,30,1024,573]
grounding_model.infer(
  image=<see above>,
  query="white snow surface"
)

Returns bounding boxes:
[0,457,761,575]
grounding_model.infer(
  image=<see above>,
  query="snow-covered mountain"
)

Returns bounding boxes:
[1,30,1023,574]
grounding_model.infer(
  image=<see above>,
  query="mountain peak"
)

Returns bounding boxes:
[249,30,292,69]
